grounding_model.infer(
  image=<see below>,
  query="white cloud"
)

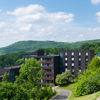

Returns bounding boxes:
[91,0,100,4]
[96,12,100,22]
[7,4,74,24]
[0,4,100,47]
[0,22,6,28]
[7,4,45,16]
[0,9,2,13]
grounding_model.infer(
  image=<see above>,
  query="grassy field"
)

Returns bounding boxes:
[58,84,100,100]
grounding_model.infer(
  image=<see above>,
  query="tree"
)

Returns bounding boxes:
[15,58,24,65]
[0,82,29,100]
[65,46,69,50]
[2,72,10,82]
[74,56,100,97]
[56,70,74,86]
[88,56,100,71]
[15,58,44,86]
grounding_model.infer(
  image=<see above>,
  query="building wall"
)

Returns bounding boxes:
[0,66,20,82]
[25,55,60,85]
[60,50,94,77]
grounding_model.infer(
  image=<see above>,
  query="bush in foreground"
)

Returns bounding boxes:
[74,57,100,97]
[0,82,29,100]
[74,77,100,97]
[56,70,74,86]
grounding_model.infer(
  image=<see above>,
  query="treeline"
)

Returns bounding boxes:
[0,47,67,67]
[80,42,100,54]
[0,52,30,68]
[0,42,100,67]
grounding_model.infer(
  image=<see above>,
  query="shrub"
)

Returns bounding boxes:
[30,85,56,100]
[56,70,74,86]
[0,82,29,100]
[74,73,100,97]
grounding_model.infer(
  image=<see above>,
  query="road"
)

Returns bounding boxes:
[51,88,71,100]
[97,97,100,100]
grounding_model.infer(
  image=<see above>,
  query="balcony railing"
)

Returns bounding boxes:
[42,66,53,69]
[45,72,54,75]
[41,61,54,63]
[43,77,54,80]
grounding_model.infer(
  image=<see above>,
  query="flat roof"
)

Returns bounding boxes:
[25,55,59,58]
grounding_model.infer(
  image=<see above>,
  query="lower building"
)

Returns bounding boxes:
[0,66,21,82]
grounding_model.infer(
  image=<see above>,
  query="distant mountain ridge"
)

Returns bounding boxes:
[0,39,100,55]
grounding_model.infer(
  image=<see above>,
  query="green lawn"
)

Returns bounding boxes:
[58,84,100,100]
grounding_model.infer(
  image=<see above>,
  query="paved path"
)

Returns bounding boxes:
[51,87,71,100]
[97,97,100,100]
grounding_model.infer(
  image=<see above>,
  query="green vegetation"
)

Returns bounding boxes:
[2,72,10,82]
[74,57,100,97]
[15,58,44,86]
[0,58,56,100]
[56,70,74,86]
[0,40,67,55]
[58,84,100,100]
[58,57,100,100]
[0,52,29,67]
[1,39,100,67]
[80,42,100,54]
[0,39,100,55]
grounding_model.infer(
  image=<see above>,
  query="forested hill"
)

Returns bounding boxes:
[0,39,100,55]
[0,41,67,55]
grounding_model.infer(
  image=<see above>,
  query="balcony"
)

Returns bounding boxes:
[41,61,54,64]
[43,77,54,80]
[45,72,54,75]
[42,66,53,69]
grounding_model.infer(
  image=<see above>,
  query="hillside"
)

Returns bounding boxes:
[0,39,100,55]
[0,41,67,55]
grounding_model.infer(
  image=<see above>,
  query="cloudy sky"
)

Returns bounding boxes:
[0,0,100,47]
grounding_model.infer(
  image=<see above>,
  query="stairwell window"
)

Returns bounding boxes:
[65,58,68,61]
[65,63,68,66]
[72,52,74,56]
[86,52,88,56]
[65,52,67,56]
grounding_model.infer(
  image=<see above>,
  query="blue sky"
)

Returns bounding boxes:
[0,0,100,47]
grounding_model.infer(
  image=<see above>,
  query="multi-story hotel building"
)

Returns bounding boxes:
[59,50,94,77]
[24,50,60,85]
[0,50,94,85]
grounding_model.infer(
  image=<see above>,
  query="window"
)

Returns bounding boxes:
[79,58,81,61]
[79,52,81,56]
[79,69,82,72]
[41,80,43,83]
[72,58,74,61]
[65,52,67,56]
[51,69,54,72]
[41,58,43,61]
[65,68,68,71]
[86,52,88,56]
[72,52,74,56]
[72,69,74,72]
[86,58,88,61]
[65,58,68,61]
[25,58,27,61]
[65,63,68,66]
[41,63,42,66]
[72,63,74,66]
